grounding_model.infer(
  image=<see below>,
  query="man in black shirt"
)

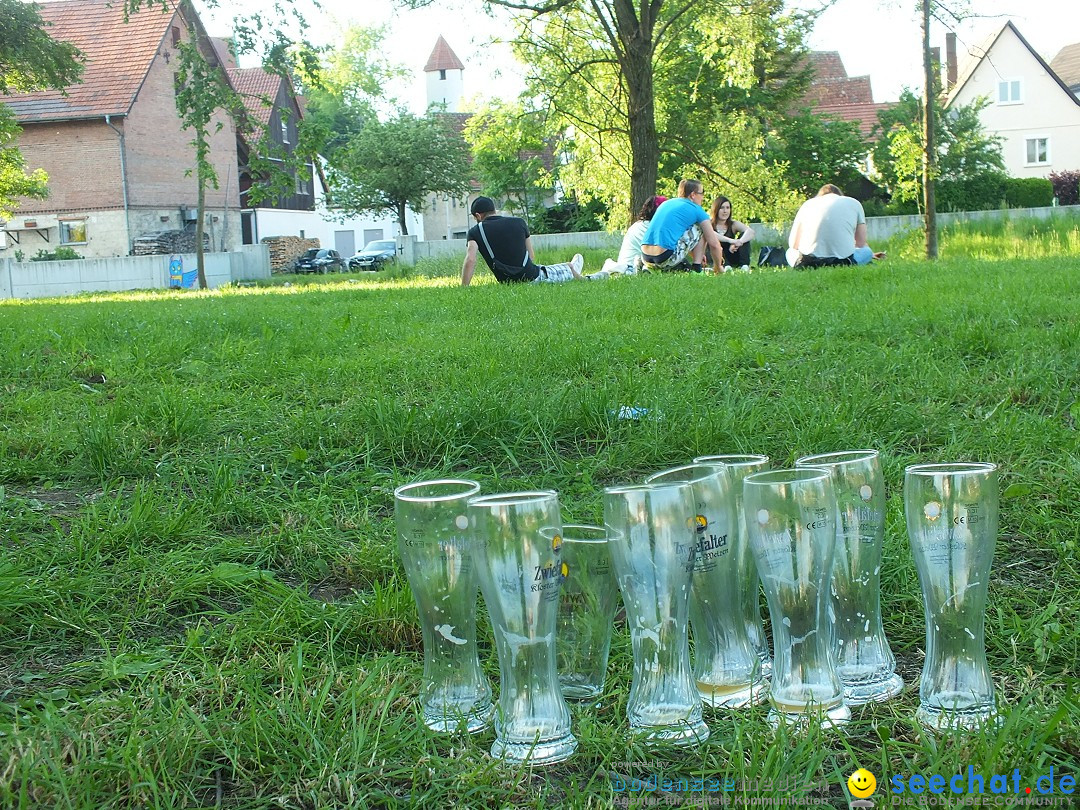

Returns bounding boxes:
[461,196,585,286]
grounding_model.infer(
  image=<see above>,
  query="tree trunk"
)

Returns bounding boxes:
[921,0,938,260]
[196,178,208,289]
[623,40,658,226]
[397,200,409,235]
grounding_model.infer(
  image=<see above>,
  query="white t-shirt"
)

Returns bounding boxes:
[616,220,649,266]
[788,194,866,259]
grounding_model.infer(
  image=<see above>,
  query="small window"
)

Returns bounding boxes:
[171,27,180,46]
[60,220,87,245]
[997,79,1021,104]
[439,69,446,80]
[280,119,289,144]
[1025,136,1050,165]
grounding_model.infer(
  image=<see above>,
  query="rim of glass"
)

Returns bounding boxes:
[561,524,608,543]
[743,467,831,486]
[467,490,557,508]
[904,462,997,476]
[394,478,481,502]
[693,454,769,466]
[795,449,878,467]
[644,463,724,486]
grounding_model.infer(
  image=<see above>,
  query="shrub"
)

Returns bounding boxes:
[1004,177,1053,208]
[30,247,83,261]
[935,173,1008,212]
[1048,169,1080,206]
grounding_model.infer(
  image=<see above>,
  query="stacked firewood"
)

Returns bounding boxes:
[132,230,208,255]
[262,236,321,272]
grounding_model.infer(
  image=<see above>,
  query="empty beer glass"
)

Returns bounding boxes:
[743,468,850,729]
[394,479,494,733]
[646,464,765,708]
[555,524,619,701]
[796,450,903,705]
[604,481,709,746]
[468,491,577,764]
[904,462,999,733]
[694,454,771,677]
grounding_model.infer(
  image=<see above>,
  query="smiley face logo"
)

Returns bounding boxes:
[695,515,708,533]
[847,768,877,799]
[552,534,562,553]
[859,485,873,502]
[560,561,569,578]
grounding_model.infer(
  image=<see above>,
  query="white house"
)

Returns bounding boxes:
[945,21,1080,179]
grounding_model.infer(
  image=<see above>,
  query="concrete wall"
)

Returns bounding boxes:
[0,247,269,300]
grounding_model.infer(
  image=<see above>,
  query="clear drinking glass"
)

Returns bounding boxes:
[468,491,577,764]
[603,481,709,746]
[796,450,903,705]
[904,462,999,733]
[743,468,850,729]
[394,479,494,733]
[555,524,619,701]
[693,454,771,678]
[645,464,765,708]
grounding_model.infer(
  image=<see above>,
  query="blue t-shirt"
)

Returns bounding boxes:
[642,198,709,250]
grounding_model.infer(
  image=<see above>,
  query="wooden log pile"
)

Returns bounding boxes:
[262,236,321,272]
[132,230,208,255]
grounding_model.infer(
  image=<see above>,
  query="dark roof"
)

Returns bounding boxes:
[946,21,1080,109]
[1049,42,1080,89]
[4,0,177,123]
[423,36,465,72]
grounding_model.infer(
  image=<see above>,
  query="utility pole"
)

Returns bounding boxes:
[922,0,938,259]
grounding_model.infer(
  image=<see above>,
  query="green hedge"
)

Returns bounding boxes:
[1004,177,1054,208]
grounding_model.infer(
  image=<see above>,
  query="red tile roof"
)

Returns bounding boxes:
[797,51,890,137]
[4,0,177,123]
[423,36,465,72]
[816,102,894,137]
[228,67,282,126]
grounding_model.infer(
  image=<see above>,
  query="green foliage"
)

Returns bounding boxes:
[0,106,49,218]
[1004,177,1053,209]
[30,246,82,261]
[935,173,1007,212]
[1049,170,1080,206]
[329,112,471,235]
[531,198,608,234]
[0,0,84,95]
[764,111,869,201]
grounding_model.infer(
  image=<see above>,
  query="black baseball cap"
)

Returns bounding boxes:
[470,196,496,214]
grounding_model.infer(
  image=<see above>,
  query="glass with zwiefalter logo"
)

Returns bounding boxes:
[468,491,577,764]
[796,450,903,705]
[394,479,493,734]
[604,481,709,746]
[904,462,999,734]
[646,464,765,708]
[744,468,850,729]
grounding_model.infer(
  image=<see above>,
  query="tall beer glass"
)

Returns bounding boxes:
[604,481,709,746]
[904,462,999,733]
[693,454,771,677]
[796,450,903,705]
[646,463,765,708]
[394,479,494,733]
[468,491,577,764]
[743,468,850,729]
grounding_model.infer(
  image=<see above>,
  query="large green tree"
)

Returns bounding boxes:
[328,112,471,235]
[0,0,83,217]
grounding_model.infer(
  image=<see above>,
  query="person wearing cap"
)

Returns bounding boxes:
[461,196,584,286]
[587,194,667,279]
[639,179,725,274]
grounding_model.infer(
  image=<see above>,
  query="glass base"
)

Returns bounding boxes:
[916,703,999,735]
[842,672,904,706]
[698,678,769,709]
[632,718,710,747]
[490,732,578,765]
[560,678,603,702]
[767,702,851,730]
[423,701,495,735]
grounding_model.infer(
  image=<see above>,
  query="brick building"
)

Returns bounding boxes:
[2,0,240,258]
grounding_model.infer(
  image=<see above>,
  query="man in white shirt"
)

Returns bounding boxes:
[786,184,883,268]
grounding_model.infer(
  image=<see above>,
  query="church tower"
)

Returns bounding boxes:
[424,36,465,112]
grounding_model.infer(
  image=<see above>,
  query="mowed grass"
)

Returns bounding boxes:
[1,216,1079,809]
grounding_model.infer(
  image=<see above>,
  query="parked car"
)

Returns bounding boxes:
[349,240,397,271]
[294,248,346,274]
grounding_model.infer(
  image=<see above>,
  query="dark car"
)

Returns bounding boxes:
[348,240,397,271]
[294,248,346,274]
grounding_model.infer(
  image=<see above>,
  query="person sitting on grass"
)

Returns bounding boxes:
[587,195,667,280]
[786,183,882,268]
[461,196,584,286]
[709,195,755,271]
[639,179,725,275]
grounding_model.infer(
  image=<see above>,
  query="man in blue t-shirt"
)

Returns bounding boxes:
[640,179,725,273]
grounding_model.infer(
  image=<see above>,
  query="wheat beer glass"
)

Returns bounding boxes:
[646,464,765,708]
[468,491,577,764]
[796,450,903,705]
[604,482,709,746]
[743,468,850,729]
[694,454,771,677]
[904,462,999,733]
[394,479,494,733]
[555,524,619,701]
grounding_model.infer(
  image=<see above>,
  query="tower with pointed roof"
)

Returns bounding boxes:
[424,35,465,112]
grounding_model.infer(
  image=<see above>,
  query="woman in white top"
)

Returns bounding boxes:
[589,195,667,279]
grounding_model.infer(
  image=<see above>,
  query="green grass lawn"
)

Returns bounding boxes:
[1,217,1079,808]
